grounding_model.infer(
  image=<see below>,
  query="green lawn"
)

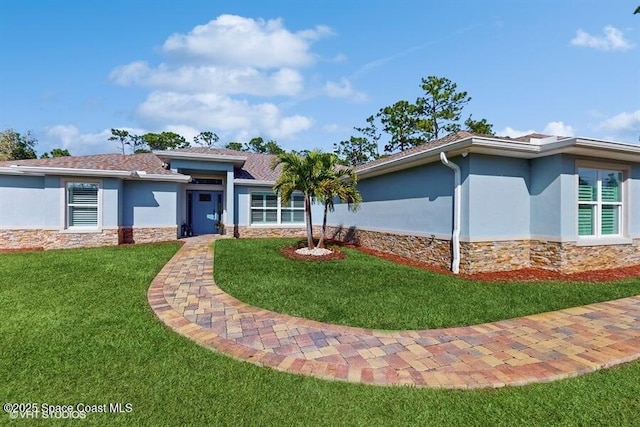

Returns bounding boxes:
[214,238,640,330]
[1,242,640,426]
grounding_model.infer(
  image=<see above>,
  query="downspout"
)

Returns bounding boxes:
[439,152,461,274]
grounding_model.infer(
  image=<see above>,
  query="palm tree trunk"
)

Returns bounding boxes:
[317,201,329,248]
[304,194,315,249]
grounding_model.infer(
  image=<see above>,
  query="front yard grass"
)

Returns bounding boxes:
[1,241,640,426]
[214,238,640,330]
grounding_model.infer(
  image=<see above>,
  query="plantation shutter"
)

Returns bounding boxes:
[578,205,594,236]
[577,169,597,236]
[68,183,99,227]
[578,169,596,201]
[601,171,622,235]
[601,205,618,235]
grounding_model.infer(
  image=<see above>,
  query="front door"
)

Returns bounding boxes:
[190,191,221,235]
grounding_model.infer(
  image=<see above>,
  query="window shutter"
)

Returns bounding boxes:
[67,183,99,227]
[578,169,597,201]
[578,205,594,236]
[601,172,621,202]
[600,205,619,235]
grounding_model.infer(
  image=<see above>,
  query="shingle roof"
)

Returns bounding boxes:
[355,131,475,172]
[0,132,566,181]
[0,153,178,175]
[354,131,562,172]
[158,147,281,181]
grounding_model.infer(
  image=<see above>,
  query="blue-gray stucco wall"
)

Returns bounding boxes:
[235,185,249,225]
[327,160,456,237]
[0,175,58,227]
[465,154,531,239]
[122,181,180,227]
[529,155,576,239]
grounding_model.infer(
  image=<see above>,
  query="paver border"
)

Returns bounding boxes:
[148,235,640,389]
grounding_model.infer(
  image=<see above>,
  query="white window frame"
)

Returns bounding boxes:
[249,191,305,225]
[576,161,629,244]
[62,179,103,231]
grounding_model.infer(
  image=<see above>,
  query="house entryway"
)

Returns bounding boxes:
[187,190,223,235]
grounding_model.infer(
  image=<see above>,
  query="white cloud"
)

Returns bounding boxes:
[162,15,332,68]
[110,62,304,96]
[106,15,347,142]
[543,121,574,137]
[596,110,640,143]
[45,125,147,156]
[136,91,313,140]
[323,78,368,102]
[498,121,575,138]
[598,110,640,132]
[570,25,634,51]
[497,126,536,138]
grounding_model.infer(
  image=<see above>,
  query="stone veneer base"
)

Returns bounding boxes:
[323,226,640,274]
[234,226,308,239]
[325,226,451,270]
[0,226,178,250]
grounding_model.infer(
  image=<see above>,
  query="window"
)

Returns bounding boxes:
[250,192,305,224]
[578,168,623,237]
[191,178,223,185]
[66,182,100,228]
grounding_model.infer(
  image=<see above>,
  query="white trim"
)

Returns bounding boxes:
[130,172,191,183]
[575,161,628,241]
[234,179,274,186]
[575,237,633,247]
[248,191,305,226]
[356,135,640,179]
[12,166,132,178]
[154,151,247,166]
[0,165,191,182]
[61,179,103,231]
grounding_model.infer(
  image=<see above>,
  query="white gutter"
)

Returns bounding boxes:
[153,151,247,166]
[233,179,274,186]
[439,152,461,274]
[7,165,133,178]
[131,171,192,183]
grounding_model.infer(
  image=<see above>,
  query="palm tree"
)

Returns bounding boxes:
[316,156,362,248]
[272,150,331,249]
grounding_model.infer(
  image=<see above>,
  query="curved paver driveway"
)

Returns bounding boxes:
[148,235,640,389]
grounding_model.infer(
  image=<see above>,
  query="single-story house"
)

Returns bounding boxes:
[1,131,639,274]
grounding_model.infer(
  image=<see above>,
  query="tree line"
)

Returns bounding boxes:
[4,74,492,165]
[108,130,285,156]
[0,129,70,161]
[333,75,495,166]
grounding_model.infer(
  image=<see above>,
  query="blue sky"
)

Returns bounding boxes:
[1,0,639,156]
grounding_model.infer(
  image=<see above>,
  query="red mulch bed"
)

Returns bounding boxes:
[300,240,640,283]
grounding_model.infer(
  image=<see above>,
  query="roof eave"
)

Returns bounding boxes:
[357,136,640,179]
[130,171,191,183]
[1,165,191,182]
[234,179,274,186]
[154,150,247,166]
[4,165,133,178]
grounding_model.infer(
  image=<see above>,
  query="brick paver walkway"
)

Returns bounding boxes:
[148,235,640,389]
